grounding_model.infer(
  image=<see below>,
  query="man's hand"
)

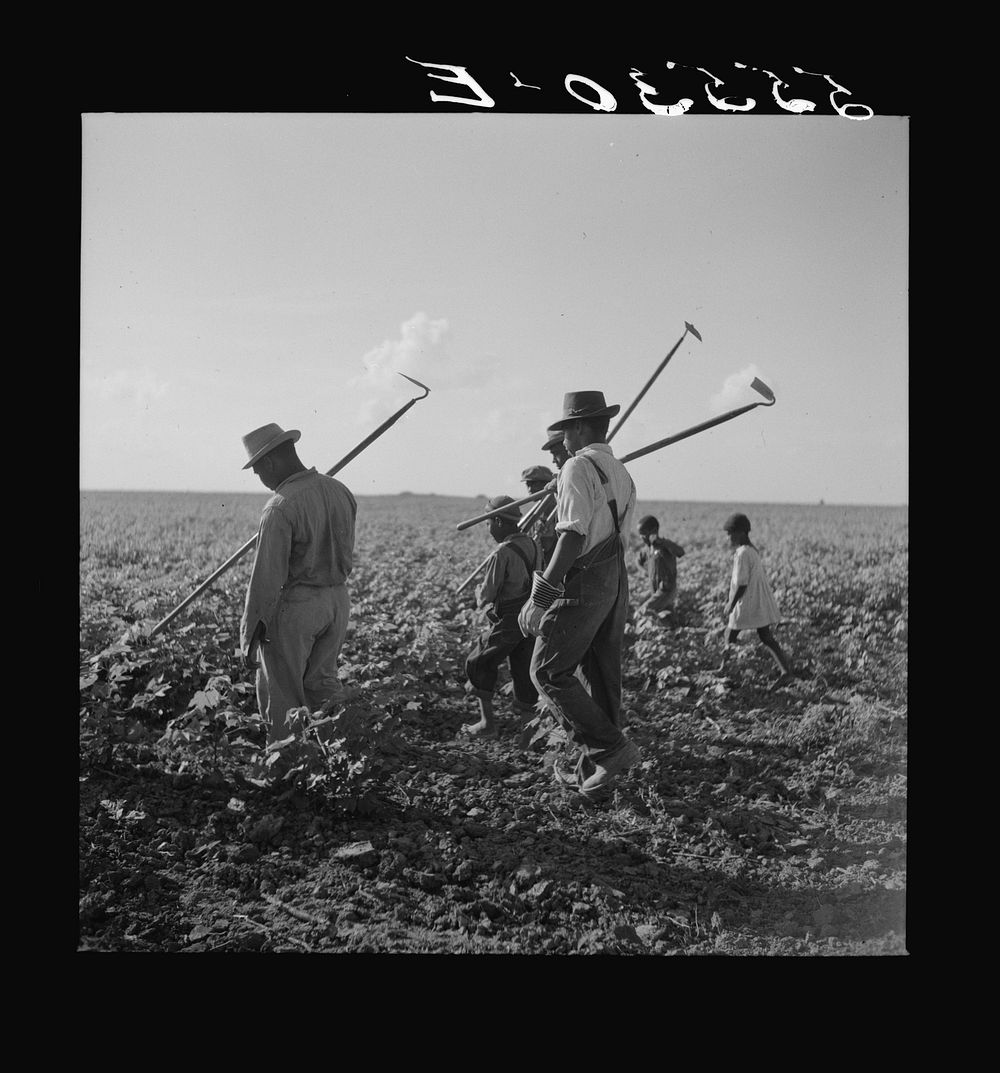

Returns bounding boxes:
[242,622,266,672]
[518,572,564,637]
[518,601,546,638]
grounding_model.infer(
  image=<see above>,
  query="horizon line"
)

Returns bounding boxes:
[79,488,909,509]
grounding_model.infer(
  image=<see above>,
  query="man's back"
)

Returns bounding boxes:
[262,468,357,586]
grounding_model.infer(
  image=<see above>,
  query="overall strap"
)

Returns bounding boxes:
[583,456,621,534]
[562,455,631,581]
[508,534,537,574]
[492,536,537,618]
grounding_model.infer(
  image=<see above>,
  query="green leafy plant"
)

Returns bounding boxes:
[263,702,402,799]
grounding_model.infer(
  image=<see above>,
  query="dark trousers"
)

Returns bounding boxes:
[466,613,539,706]
[530,543,629,763]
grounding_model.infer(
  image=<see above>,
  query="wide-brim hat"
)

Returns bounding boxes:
[521,465,553,484]
[241,422,301,469]
[541,426,565,451]
[547,391,621,431]
[485,494,522,521]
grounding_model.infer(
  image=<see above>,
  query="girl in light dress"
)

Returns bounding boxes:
[716,512,795,689]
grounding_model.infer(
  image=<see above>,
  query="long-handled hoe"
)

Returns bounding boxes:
[455,377,776,532]
[455,320,702,590]
[140,373,432,641]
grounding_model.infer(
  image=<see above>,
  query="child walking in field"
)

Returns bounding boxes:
[716,512,795,689]
[636,514,685,617]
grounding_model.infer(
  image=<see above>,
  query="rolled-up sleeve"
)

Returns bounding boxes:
[241,506,293,648]
[554,458,598,537]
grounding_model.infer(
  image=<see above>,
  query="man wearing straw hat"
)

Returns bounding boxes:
[518,391,641,800]
[239,422,358,744]
[463,495,542,739]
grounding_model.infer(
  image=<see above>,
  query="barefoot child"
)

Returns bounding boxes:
[717,512,794,687]
[636,514,685,616]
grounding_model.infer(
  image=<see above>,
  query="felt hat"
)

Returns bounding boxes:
[521,465,554,484]
[547,391,621,431]
[723,512,752,533]
[241,423,301,469]
[486,494,522,521]
[541,426,565,451]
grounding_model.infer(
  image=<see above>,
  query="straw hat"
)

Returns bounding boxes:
[547,391,621,431]
[241,423,301,469]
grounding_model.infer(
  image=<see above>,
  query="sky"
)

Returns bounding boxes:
[80,111,907,505]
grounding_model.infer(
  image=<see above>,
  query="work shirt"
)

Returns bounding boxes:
[240,467,357,648]
[475,532,541,610]
[554,443,636,557]
[638,536,685,595]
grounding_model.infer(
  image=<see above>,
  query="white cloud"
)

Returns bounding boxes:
[348,311,513,425]
[708,364,772,415]
[348,312,450,424]
[351,312,449,390]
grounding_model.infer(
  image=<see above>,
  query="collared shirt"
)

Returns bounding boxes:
[554,443,637,557]
[475,532,540,609]
[240,467,357,647]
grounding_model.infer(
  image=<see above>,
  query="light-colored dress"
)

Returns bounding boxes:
[728,544,780,629]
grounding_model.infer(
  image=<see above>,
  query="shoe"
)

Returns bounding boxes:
[580,739,641,796]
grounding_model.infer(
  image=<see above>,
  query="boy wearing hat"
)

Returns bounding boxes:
[518,392,641,799]
[636,515,686,617]
[464,496,542,738]
[239,423,358,744]
[521,464,558,566]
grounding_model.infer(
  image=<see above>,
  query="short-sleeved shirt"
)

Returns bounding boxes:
[241,468,357,647]
[728,544,781,629]
[475,533,541,609]
[638,536,685,594]
[554,444,636,556]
